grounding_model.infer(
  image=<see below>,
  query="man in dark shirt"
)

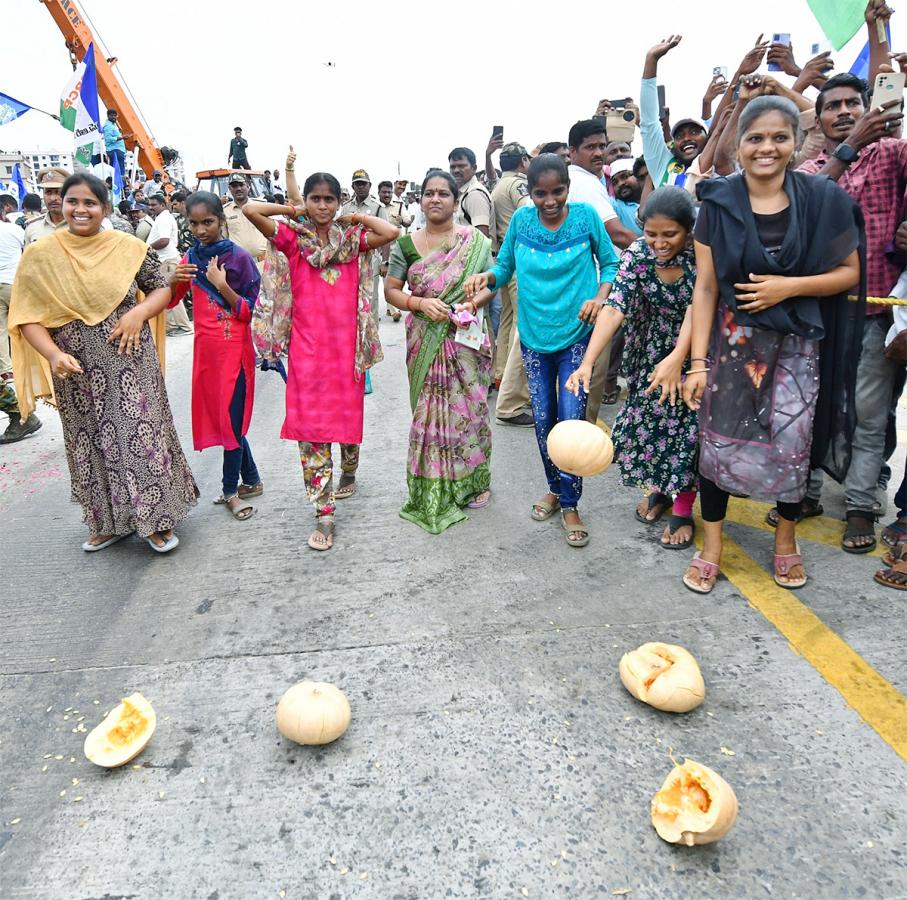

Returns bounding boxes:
[228,127,250,169]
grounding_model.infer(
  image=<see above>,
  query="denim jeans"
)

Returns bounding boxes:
[222,369,260,496]
[895,461,907,519]
[843,316,904,513]
[521,339,589,509]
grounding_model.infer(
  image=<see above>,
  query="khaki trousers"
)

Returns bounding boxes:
[494,283,517,382]
[585,344,612,425]
[496,323,532,419]
[0,283,11,375]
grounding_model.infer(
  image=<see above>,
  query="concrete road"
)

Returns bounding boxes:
[2,311,906,899]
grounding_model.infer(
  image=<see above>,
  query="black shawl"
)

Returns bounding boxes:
[697,170,866,482]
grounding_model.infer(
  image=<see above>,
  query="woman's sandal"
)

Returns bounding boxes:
[307,518,334,551]
[883,538,907,567]
[635,492,672,525]
[842,510,877,554]
[765,497,823,527]
[661,515,695,551]
[237,481,264,500]
[881,517,907,547]
[561,510,590,548]
[682,552,720,594]
[334,474,357,500]
[215,494,256,521]
[468,489,491,509]
[773,543,807,589]
[531,495,560,521]
[874,558,907,590]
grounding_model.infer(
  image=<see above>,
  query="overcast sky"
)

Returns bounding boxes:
[1,0,894,190]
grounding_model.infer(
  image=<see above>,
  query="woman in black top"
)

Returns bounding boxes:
[681,95,864,594]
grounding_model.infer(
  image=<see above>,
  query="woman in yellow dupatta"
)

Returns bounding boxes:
[9,174,198,553]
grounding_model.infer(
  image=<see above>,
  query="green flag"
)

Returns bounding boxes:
[807,0,866,50]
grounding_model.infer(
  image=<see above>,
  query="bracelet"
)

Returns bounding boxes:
[690,357,710,363]
[286,166,294,172]
[686,367,710,375]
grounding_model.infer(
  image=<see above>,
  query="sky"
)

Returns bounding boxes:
[0,0,894,190]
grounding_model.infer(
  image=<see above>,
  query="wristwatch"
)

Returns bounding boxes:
[832,143,860,165]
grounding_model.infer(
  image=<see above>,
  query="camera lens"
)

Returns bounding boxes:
[622,110,635,122]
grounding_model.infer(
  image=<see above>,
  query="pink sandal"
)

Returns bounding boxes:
[468,490,491,509]
[774,544,806,589]
[682,552,720,594]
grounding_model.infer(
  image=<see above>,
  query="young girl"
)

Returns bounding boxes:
[465,154,620,547]
[566,187,699,550]
[243,174,398,551]
[170,191,262,521]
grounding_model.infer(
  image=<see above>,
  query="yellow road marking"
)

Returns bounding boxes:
[725,497,886,558]
[696,531,907,762]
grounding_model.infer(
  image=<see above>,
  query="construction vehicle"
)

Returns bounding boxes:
[194,169,273,199]
[41,0,171,182]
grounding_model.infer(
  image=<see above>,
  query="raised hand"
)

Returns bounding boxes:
[767,40,800,76]
[737,34,770,76]
[286,144,297,171]
[647,35,682,61]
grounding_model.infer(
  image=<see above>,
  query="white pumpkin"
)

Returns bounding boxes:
[619,642,705,713]
[651,758,739,845]
[276,681,351,745]
[546,420,614,477]
[84,692,156,768]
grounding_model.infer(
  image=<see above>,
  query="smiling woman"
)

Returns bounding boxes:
[8,174,199,554]
[680,96,865,594]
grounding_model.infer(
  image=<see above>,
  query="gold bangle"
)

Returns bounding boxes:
[686,367,710,375]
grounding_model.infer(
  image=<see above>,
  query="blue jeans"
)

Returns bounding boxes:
[521,339,589,509]
[223,369,260,496]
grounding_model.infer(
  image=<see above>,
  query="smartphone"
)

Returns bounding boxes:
[657,85,666,115]
[873,71,906,112]
[768,32,791,71]
[610,98,627,109]
[492,125,504,141]
[591,114,608,131]
[810,39,832,55]
[712,65,728,82]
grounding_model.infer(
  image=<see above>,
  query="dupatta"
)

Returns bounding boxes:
[697,171,866,482]
[406,225,491,411]
[187,238,261,310]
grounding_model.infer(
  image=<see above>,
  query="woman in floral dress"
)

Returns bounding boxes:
[9,173,198,554]
[567,187,699,549]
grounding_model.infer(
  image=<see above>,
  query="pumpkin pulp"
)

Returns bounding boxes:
[642,652,674,690]
[655,772,712,817]
[107,700,149,746]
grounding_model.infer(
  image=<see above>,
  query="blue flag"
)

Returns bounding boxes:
[0,92,31,126]
[11,164,27,209]
[112,154,124,203]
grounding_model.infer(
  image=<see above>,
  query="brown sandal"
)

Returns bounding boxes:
[307,518,334,551]
[237,481,263,499]
[874,558,907,590]
[215,494,256,521]
[334,475,357,500]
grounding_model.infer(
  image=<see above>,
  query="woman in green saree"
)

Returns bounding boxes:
[384,171,495,533]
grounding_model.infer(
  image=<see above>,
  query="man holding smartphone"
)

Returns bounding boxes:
[789,72,907,552]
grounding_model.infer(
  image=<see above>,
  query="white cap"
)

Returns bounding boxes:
[610,157,635,176]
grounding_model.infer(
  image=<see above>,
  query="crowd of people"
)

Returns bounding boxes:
[4,1,907,591]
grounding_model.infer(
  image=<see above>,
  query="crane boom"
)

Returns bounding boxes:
[40,0,166,179]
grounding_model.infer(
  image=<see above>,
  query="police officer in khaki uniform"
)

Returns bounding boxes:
[24,168,71,245]
[341,170,386,325]
[223,173,268,261]
[490,143,533,426]
[448,147,495,243]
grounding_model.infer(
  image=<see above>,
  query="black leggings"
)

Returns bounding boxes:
[699,476,802,523]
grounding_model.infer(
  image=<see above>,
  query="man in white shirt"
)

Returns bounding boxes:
[566,119,633,424]
[0,214,24,380]
[146,194,192,335]
[143,170,166,197]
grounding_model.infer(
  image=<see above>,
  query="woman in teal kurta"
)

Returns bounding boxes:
[465,154,620,546]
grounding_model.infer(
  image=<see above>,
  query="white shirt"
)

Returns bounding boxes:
[0,221,24,283]
[144,179,166,197]
[270,178,283,196]
[567,164,617,224]
[146,208,180,262]
[408,201,424,231]
[92,161,114,182]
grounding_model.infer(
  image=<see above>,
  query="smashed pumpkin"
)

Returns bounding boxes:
[619,642,705,713]
[84,692,156,768]
[651,759,738,845]
[276,681,351,746]
[546,420,614,477]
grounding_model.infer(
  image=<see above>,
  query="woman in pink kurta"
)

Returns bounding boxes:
[169,191,262,521]
[243,172,398,550]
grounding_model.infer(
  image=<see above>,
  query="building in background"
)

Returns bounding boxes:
[25,149,74,176]
[0,152,36,191]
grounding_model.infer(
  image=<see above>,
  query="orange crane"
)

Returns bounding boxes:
[40,0,167,180]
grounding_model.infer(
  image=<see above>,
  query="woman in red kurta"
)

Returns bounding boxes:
[170,191,262,520]
[243,172,398,550]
